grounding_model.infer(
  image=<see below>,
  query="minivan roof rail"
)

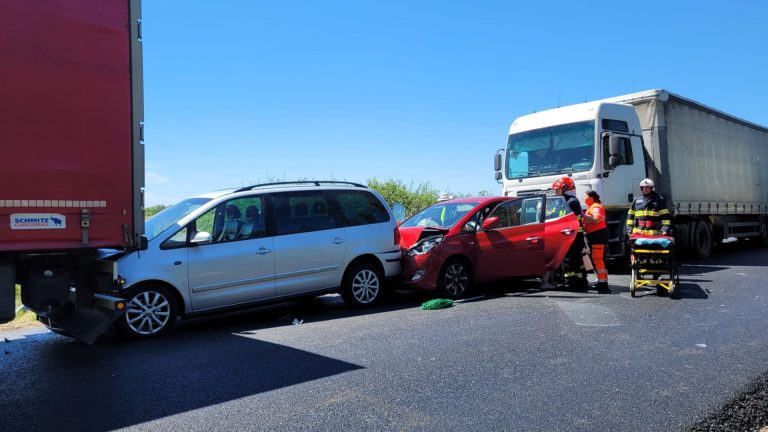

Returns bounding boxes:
[233,180,366,193]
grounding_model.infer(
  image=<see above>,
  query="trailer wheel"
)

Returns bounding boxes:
[118,285,177,339]
[691,220,712,260]
[760,220,768,247]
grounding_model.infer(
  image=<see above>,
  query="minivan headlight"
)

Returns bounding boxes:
[407,236,444,256]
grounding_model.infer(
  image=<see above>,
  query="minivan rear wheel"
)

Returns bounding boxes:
[341,263,382,307]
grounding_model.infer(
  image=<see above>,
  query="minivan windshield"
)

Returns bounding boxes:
[145,198,211,240]
[400,202,480,229]
[506,120,595,179]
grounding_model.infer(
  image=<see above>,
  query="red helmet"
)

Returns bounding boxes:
[551,176,575,192]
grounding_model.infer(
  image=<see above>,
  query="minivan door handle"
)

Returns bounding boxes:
[256,247,273,255]
[332,237,345,245]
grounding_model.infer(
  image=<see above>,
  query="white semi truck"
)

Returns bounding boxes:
[493,89,768,260]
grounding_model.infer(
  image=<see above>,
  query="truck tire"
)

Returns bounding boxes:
[117,285,178,339]
[691,220,712,260]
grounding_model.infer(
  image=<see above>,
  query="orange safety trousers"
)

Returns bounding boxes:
[591,244,608,281]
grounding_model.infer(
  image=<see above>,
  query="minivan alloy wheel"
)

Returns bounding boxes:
[341,263,383,307]
[352,268,380,304]
[124,289,173,336]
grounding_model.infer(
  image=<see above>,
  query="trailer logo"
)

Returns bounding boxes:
[10,213,66,230]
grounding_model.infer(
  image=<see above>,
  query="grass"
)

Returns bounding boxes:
[0,285,37,331]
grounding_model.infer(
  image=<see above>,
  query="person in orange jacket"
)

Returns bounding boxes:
[582,190,610,293]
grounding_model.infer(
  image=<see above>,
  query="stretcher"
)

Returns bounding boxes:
[629,235,679,299]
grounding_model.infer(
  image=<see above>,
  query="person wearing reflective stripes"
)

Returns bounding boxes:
[552,177,588,291]
[626,178,671,236]
[582,190,610,293]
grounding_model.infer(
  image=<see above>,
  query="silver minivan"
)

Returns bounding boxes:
[111,182,402,338]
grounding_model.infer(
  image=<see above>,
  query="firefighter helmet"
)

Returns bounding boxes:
[639,178,655,188]
[552,176,575,192]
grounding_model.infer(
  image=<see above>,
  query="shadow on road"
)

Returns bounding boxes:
[2,328,363,431]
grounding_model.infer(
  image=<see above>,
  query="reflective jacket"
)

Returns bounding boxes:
[584,202,607,234]
[626,191,671,235]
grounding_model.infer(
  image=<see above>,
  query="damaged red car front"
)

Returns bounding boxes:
[398,195,578,298]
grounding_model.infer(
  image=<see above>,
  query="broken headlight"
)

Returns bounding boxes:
[407,236,444,256]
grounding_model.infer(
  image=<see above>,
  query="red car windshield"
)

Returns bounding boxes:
[400,201,481,229]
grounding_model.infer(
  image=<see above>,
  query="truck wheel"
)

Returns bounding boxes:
[691,220,712,260]
[118,285,177,338]
[760,220,768,247]
[341,262,382,307]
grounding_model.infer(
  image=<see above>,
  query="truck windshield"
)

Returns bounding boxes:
[145,198,211,240]
[506,120,595,179]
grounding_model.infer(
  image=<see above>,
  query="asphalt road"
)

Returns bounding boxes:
[2,242,767,432]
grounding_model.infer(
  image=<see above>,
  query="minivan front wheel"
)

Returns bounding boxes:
[341,263,382,307]
[118,285,177,339]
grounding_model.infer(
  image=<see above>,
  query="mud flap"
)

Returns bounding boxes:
[0,262,16,323]
[45,294,126,345]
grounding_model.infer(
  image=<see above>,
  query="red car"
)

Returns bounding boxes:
[398,195,578,298]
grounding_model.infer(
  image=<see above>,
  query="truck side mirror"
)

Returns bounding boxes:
[606,135,624,169]
[493,153,502,171]
[495,171,502,181]
[609,135,621,155]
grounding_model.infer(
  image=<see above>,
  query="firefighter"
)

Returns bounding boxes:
[582,190,610,293]
[551,176,588,291]
[626,178,672,237]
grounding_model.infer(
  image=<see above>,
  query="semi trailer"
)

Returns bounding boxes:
[0,0,145,343]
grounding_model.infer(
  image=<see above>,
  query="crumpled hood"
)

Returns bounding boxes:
[397,226,449,249]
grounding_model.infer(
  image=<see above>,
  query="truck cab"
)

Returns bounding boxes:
[495,101,646,259]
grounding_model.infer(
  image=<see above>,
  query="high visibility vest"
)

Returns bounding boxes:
[583,202,607,233]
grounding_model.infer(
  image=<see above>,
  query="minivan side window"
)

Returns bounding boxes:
[271,191,338,235]
[331,190,390,226]
[194,196,266,243]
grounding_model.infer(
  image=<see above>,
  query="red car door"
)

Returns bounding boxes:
[475,197,546,280]
[542,196,579,271]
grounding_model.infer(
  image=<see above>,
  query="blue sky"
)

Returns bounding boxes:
[142,1,768,206]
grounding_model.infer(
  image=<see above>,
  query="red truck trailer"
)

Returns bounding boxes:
[0,0,145,343]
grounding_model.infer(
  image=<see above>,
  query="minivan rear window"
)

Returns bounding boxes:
[332,191,390,226]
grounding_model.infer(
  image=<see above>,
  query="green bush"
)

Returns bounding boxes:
[366,178,439,217]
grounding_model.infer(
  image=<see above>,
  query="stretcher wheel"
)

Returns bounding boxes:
[630,269,636,297]
[670,271,680,299]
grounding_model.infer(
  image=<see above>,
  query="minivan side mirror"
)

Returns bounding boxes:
[190,231,213,246]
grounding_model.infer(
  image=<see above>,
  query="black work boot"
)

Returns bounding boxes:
[594,281,611,293]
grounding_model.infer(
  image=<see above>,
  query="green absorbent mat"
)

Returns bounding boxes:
[421,298,454,310]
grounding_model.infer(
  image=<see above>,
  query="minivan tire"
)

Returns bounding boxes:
[341,262,383,307]
[117,284,177,339]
